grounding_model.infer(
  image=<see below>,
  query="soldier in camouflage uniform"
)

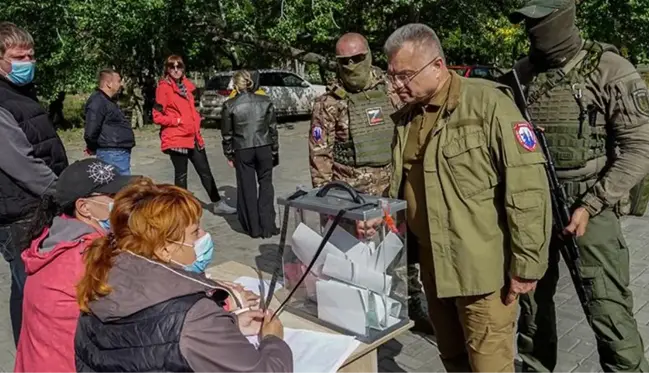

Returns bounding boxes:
[308,32,434,335]
[509,1,649,371]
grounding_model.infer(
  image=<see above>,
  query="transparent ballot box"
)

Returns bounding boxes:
[275,181,409,343]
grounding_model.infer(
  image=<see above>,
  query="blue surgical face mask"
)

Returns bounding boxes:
[91,201,113,232]
[2,60,35,86]
[184,233,215,273]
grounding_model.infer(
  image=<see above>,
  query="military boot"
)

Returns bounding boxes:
[408,291,435,336]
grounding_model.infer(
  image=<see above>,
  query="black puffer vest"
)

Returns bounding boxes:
[75,293,205,372]
[0,79,68,224]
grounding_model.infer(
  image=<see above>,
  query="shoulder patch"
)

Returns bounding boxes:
[312,126,323,143]
[632,88,649,116]
[513,122,538,152]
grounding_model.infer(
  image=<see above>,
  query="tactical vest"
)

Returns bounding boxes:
[525,42,616,200]
[526,42,613,171]
[332,84,395,167]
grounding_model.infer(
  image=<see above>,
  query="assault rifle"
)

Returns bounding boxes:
[499,69,591,318]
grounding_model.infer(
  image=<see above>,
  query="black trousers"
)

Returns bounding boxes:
[169,143,221,203]
[234,145,276,237]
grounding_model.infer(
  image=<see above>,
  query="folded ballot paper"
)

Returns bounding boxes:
[289,221,404,334]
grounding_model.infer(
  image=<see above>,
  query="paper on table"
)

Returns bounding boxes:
[316,279,368,335]
[234,276,283,300]
[291,223,346,269]
[321,253,392,295]
[246,327,361,373]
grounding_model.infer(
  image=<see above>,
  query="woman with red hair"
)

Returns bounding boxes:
[153,55,235,215]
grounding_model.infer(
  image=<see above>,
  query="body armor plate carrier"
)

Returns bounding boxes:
[526,41,649,216]
[526,41,611,171]
[332,85,395,167]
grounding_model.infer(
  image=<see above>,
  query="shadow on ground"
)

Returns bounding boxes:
[255,243,281,275]
[197,185,247,235]
[378,340,406,372]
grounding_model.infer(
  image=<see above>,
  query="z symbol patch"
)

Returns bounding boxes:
[514,122,538,152]
[366,107,385,126]
[312,126,323,142]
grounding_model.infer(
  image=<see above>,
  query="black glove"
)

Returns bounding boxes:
[272,151,279,167]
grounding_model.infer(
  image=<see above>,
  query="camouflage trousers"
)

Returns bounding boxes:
[518,209,649,372]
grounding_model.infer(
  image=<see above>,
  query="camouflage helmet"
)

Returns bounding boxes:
[508,0,574,23]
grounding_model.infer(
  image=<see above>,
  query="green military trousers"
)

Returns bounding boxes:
[517,209,649,372]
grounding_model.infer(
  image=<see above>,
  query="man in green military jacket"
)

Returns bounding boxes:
[384,23,552,371]
[309,32,435,335]
[509,0,649,371]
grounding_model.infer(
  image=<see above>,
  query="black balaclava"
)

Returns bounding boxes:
[526,3,582,68]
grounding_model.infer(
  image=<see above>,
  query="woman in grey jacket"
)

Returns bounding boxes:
[74,178,292,372]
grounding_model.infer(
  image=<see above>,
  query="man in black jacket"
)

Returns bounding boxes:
[84,68,136,175]
[0,22,69,345]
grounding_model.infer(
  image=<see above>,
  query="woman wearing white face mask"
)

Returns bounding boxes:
[74,178,291,372]
[15,158,139,372]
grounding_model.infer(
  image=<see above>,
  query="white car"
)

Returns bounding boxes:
[199,69,327,122]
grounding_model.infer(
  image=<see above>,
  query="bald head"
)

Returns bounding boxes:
[335,33,369,58]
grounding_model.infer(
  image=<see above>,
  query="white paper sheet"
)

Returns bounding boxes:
[247,327,361,373]
[321,253,392,295]
[323,219,403,272]
[234,276,283,300]
[323,219,370,257]
[291,223,346,269]
[316,279,368,335]
[362,292,403,330]
[372,231,404,272]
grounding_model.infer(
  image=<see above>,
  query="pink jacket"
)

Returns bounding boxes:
[14,216,102,372]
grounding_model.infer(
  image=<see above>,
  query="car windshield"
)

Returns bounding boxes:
[206,75,232,90]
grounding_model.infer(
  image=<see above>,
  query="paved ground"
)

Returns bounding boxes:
[0,122,649,371]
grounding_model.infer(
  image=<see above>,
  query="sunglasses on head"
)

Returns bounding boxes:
[337,53,367,65]
[167,62,184,71]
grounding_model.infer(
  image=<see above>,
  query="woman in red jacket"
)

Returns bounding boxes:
[153,55,235,215]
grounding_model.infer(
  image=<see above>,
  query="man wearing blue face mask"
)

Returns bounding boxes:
[0,22,69,345]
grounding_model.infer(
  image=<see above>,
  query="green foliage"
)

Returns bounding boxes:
[1,0,649,101]
[62,94,89,129]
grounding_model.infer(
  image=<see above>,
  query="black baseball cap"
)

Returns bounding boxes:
[55,158,138,208]
[508,0,573,23]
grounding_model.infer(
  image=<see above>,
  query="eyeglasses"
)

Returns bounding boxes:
[336,53,367,66]
[167,63,184,71]
[387,57,439,88]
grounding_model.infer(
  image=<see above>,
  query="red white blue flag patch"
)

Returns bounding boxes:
[514,122,537,151]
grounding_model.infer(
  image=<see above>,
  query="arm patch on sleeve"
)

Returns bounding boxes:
[632,88,649,117]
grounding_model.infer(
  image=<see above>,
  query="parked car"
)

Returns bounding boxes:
[199,69,326,123]
[449,65,505,81]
